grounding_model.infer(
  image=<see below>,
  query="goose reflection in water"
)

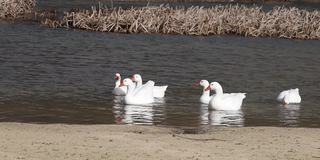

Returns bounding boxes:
[278,104,300,127]
[112,97,166,125]
[200,104,244,127]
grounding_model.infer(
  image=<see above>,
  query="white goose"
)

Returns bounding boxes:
[195,80,214,104]
[206,82,246,110]
[112,73,127,96]
[131,74,168,98]
[122,78,154,105]
[277,88,301,104]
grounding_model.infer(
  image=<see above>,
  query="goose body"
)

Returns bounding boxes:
[132,74,168,98]
[207,82,246,110]
[112,73,127,96]
[123,78,154,105]
[153,86,168,98]
[277,88,301,104]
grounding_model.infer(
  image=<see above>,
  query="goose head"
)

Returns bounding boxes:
[199,80,209,89]
[193,80,209,89]
[122,78,135,87]
[205,82,223,93]
[131,74,142,83]
[115,73,121,80]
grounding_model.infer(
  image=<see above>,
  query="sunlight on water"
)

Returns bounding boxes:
[200,105,244,127]
[278,104,301,127]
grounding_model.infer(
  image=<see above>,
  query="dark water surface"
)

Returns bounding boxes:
[0,1,320,129]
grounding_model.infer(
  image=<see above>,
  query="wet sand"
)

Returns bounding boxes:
[0,123,319,160]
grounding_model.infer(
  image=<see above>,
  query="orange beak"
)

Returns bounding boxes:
[114,76,119,80]
[205,86,211,91]
[131,76,135,81]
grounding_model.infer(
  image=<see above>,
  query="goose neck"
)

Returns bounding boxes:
[215,85,223,95]
[202,87,210,96]
[115,79,121,88]
[135,79,142,88]
[126,83,136,95]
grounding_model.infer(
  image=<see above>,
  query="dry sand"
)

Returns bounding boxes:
[0,123,319,160]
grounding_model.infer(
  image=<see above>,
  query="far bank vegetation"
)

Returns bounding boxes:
[44,5,320,40]
[0,0,36,19]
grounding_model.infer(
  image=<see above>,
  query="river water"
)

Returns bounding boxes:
[0,0,319,129]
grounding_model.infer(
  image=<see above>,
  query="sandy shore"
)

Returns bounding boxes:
[0,123,319,160]
[99,0,319,3]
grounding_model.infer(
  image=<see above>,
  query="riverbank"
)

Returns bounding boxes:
[43,0,320,3]
[0,123,319,160]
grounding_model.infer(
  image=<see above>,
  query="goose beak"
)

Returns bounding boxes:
[131,76,135,81]
[205,86,211,91]
[114,76,119,80]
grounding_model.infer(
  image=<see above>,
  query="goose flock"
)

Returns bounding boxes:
[113,73,301,110]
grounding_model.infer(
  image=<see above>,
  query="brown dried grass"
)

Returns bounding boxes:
[48,5,320,40]
[0,0,36,20]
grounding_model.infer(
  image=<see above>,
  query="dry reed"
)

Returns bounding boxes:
[48,5,320,40]
[0,0,36,20]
